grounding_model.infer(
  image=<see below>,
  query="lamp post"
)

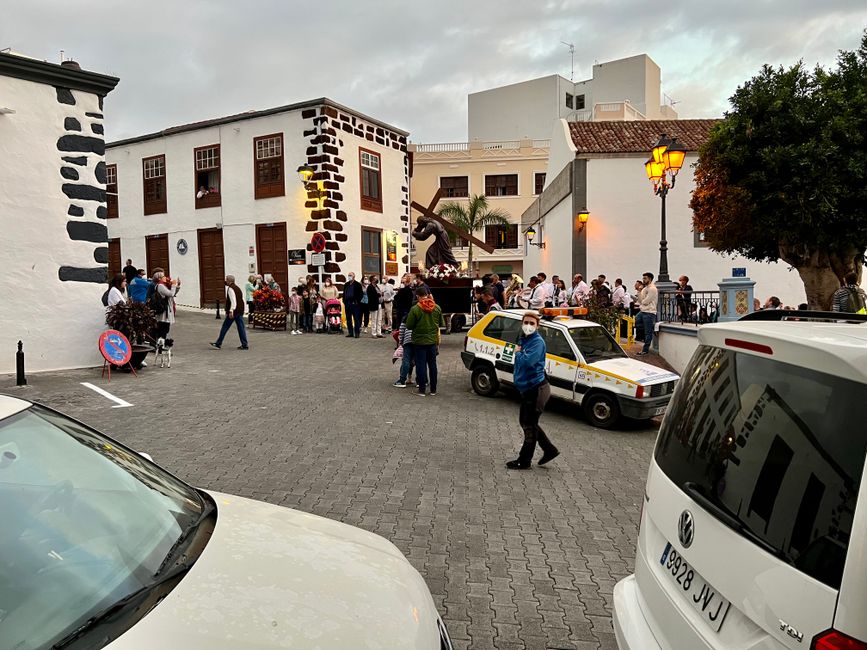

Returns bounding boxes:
[644,134,686,284]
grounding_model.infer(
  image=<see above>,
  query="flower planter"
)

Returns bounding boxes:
[251,311,288,331]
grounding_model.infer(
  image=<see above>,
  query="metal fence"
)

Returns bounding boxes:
[659,290,720,324]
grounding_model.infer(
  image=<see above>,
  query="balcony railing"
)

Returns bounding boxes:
[413,142,470,153]
[409,139,551,155]
[659,290,720,324]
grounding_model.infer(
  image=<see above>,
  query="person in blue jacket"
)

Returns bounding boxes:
[128,269,152,304]
[507,310,560,469]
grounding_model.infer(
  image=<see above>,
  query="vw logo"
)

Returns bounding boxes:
[678,510,695,548]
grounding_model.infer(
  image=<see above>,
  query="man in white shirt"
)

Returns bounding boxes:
[636,272,658,356]
[536,272,554,307]
[521,276,545,310]
[569,274,590,306]
[611,278,630,311]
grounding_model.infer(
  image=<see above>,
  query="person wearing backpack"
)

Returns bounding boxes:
[149,270,181,340]
[832,271,867,314]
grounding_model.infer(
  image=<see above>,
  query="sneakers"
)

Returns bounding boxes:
[636,351,649,356]
[430,391,437,396]
[209,343,221,349]
[238,345,249,350]
[414,390,426,397]
[393,380,406,388]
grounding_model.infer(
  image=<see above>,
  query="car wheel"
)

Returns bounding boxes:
[582,392,621,429]
[451,314,466,333]
[471,364,499,397]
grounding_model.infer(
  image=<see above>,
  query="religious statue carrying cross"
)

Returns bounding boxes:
[411,189,496,270]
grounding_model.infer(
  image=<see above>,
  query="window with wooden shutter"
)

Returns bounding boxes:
[106,164,118,218]
[142,155,167,215]
[534,172,546,195]
[359,148,382,212]
[484,224,518,249]
[440,176,468,198]
[254,134,285,199]
[484,174,518,197]
[195,144,221,208]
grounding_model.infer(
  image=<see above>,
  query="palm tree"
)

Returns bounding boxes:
[437,194,511,273]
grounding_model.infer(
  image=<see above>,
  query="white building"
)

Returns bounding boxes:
[468,54,678,142]
[522,119,807,304]
[0,52,118,373]
[106,99,410,307]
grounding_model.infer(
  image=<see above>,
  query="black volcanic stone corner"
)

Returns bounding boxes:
[85,112,104,119]
[64,117,81,131]
[67,205,84,217]
[93,246,109,263]
[59,266,106,283]
[62,183,105,202]
[67,221,107,242]
[62,156,88,166]
[95,161,107,184]
[91,123,104,135]
[57,135,105,155]
[55,87,75,105]
[96,206,107,219]
[61,167,79,180]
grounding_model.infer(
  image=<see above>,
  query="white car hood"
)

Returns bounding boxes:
[109,491,440,649]
[590,357,679,385]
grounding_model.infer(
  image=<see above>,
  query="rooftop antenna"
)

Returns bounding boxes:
[60,49,64,63]
[560,41,574,81]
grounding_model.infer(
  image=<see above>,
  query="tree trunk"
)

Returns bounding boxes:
[467,243,473,275]
[779,243,862,310]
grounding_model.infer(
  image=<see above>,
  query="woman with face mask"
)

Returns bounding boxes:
[320,277,338,301]
[507,311,559,470]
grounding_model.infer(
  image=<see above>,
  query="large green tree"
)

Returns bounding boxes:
[690,32,867,309]
[437,194,510,272]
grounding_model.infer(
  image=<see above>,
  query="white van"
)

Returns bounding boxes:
[613,311,867,649]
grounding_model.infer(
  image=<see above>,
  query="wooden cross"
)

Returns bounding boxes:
[410,188,496,254]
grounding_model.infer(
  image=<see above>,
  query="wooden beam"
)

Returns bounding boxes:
[411,189,496,254]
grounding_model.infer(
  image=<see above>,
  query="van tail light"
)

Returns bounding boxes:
[812,629,867,650]
[635,385,644,399]
[724,338,773,355]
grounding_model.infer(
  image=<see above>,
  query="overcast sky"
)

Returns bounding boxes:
[3,1,865,143]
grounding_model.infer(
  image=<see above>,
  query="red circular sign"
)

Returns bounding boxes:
[311,232,327,254]
[99,330,132,366]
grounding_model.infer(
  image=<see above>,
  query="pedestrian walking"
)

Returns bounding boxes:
[832,272,867,313]
[210,275,249,350]
[343,273,364,338]
[506,310,559,470]
[636,272,658,356]
[405,286,444,397]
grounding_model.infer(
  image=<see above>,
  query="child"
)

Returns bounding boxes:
[314,301,325,333]
[392,316,415,388]
[302,290,313,333]
[288,287,302,335]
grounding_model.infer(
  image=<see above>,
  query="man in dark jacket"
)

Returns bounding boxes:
[210,275,249,350]
[393,273,415,327]
[342,272,364,338]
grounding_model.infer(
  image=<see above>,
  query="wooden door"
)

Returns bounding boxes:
[108,238,121,280]
[198,228,225,308]
[145,234,170,277]
[256,222,288,291]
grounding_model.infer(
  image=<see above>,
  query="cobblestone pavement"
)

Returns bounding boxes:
[2,311,660,649]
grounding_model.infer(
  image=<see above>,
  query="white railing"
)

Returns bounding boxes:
[413,142,470,153]
[482,140,520,150]
[532,139,550,148]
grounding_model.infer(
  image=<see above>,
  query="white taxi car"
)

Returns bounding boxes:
[0,395,452,649]
[613,310,867,649]
[461,309,680,428]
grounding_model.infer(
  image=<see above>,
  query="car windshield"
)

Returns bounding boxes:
[568,326,627,363]
[0,405,203,649]
[654,345,867,589]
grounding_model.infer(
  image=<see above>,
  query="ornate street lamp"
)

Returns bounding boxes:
[525,225,545,248]
[645,134,686,283]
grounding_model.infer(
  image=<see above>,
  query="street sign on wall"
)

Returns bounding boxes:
[288,249,306,265]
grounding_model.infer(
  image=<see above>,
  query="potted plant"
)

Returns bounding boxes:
[105,301,157,369]
[251,286,287,331]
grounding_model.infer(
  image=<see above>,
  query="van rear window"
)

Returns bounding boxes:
[655,345,867,589]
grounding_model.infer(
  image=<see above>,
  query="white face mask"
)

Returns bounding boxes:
[522,323,536,336]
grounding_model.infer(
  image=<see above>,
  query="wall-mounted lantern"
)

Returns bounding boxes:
[525,225,545,249]
[297,163,326,200]
[577,210,590,231]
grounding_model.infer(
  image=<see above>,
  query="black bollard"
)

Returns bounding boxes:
[16,341,26,386]
[215,299,221,319]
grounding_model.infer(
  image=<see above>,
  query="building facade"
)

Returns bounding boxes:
[522,119,809,304]
[0,52,118,373]
[467,54,678,142]
[408,138,550,278]
[106,99,409,307]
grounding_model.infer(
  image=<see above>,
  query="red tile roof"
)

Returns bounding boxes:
[568,119,721,155]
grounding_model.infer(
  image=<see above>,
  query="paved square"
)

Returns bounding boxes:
[2,311,659,649]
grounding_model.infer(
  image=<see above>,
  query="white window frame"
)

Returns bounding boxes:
[256,136,282,160]
[196,146,220,170]
[483,173,520,198]
[143,157,165,180]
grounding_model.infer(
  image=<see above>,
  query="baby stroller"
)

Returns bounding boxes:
[325,299,343,334]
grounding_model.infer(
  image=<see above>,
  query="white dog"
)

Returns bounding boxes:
[155,337,173,368]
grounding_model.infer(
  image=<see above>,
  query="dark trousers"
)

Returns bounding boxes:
[345,303,362,336]
[399,343,415,383]
[414,344,438,393]
[302,313,313,332]
[517,381,555,463]
[215,314,248,348]
[361,304,370,327]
